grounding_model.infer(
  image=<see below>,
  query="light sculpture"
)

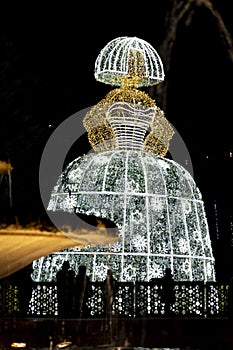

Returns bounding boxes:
[37,36,215,283]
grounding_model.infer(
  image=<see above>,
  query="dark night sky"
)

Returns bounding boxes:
[0,1,233,226]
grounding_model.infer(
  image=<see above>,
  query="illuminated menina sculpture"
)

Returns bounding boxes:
[43,36,215,282]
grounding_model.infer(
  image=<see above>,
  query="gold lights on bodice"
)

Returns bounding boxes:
[83,37,174,156]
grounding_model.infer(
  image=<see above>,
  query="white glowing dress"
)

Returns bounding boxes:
[36,37,215,282]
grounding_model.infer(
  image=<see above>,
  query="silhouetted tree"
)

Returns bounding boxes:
[150,0,233,111]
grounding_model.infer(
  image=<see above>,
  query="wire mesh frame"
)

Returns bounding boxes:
[94,36,165,87]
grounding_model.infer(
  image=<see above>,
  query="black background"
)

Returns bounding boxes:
[0,1,232,279]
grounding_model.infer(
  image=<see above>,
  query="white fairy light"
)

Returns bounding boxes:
[46,149,215,282]
[94,36,165,87]
[39,36,216,283]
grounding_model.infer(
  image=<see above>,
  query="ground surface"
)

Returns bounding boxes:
[0,224,118,278]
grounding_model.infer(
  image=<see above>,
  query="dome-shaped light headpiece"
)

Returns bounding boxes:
[94,36,165,88]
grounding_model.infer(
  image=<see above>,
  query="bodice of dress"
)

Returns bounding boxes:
[106,102,156,151]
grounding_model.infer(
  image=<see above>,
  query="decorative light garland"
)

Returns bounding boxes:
[36,36,216,283]
[83,75,174,156]
[94,36,165,87]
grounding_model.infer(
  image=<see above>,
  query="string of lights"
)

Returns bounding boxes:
[41,36,216,283]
